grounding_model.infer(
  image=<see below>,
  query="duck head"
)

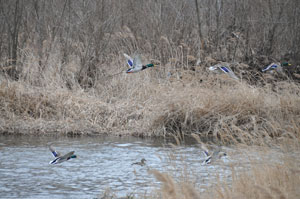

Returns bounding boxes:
[218,152,227,158]
[281,62,291,66]
[145,63,154,68]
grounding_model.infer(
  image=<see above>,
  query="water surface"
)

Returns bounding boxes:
[0,135,288,198]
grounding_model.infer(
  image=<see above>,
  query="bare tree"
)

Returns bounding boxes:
[1,0,24,79]
[0,0,299,84]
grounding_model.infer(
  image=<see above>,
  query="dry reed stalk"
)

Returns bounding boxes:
[149,170,201,199]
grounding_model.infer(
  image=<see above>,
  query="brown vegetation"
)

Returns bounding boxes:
[1,2,300,199]
[1,65,299,142]
[0,1,300,142]
[147,153,300,199]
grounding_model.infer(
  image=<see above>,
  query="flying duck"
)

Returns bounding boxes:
[209,64,239,80]
[124,53,154,73]
[49,146,77,164]
[262,62,291,72]
[201,144,227,165]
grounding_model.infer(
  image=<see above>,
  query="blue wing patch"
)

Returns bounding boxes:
[52,151,58,157]
[262,63,279,72]
[220,66,229,73]
[271,64,278,69]
[203,151,209,157]
[127,60,133,67]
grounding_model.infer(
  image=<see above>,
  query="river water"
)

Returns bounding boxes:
[0,135,290,199]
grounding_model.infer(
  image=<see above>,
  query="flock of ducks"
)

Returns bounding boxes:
[123,52,239,79]
[48,53,230,165]
[122,52,287,78]
[49,145,226,166]
[48,54,289,165]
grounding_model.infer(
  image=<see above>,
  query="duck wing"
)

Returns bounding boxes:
[262,63,278,72]
[49,146,61,157]
[203,156,212,164]
[209,66,218,71]
[200,144,210,157]
[219,66,239,80]
[123,53,133,68]
[133,54,143,70]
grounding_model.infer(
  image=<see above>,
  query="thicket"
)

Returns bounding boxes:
[1,0,300,85]
[0,0,299,141]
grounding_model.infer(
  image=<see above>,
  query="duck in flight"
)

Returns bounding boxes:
[262,62,291,72]
[49,146,77,164]
[124,53,154,73]
[201,144,227,165]
[209,64,239,80]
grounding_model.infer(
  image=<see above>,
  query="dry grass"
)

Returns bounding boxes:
[148,169,200,199]
[97,146,300,199]
[0,46,299,144]
[2,47,296,198]
[150,80,300,144]
[0,30,299,143]
[147,152,300,199]
[216,162,300,199]
[142,133,300,199]
[1,2,299,198]
[94,135,300,199]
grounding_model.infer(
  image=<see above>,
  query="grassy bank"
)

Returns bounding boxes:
[0,53,300,145]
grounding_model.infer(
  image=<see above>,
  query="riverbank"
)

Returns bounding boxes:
[1,57,299,146]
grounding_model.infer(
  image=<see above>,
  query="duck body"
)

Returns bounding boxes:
[124,53,154,73]
[209,64,239,80]
[262,63,280,72]
[262,62,291,72]
[132,158,147,166]
[201,145,227,165]
[126,64,154,73]
[49,146,77,165]
[202,151,227,165]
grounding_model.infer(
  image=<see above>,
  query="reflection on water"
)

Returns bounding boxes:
[0,135,285,198]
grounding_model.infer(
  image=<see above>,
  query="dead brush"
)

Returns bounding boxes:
[0,80,115,134]
[149,170,200,199]
[0,38,300,139]
[208,157,300,199]
[146,142,300,199]
[149,79,300,144]
[0,82,57,119]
